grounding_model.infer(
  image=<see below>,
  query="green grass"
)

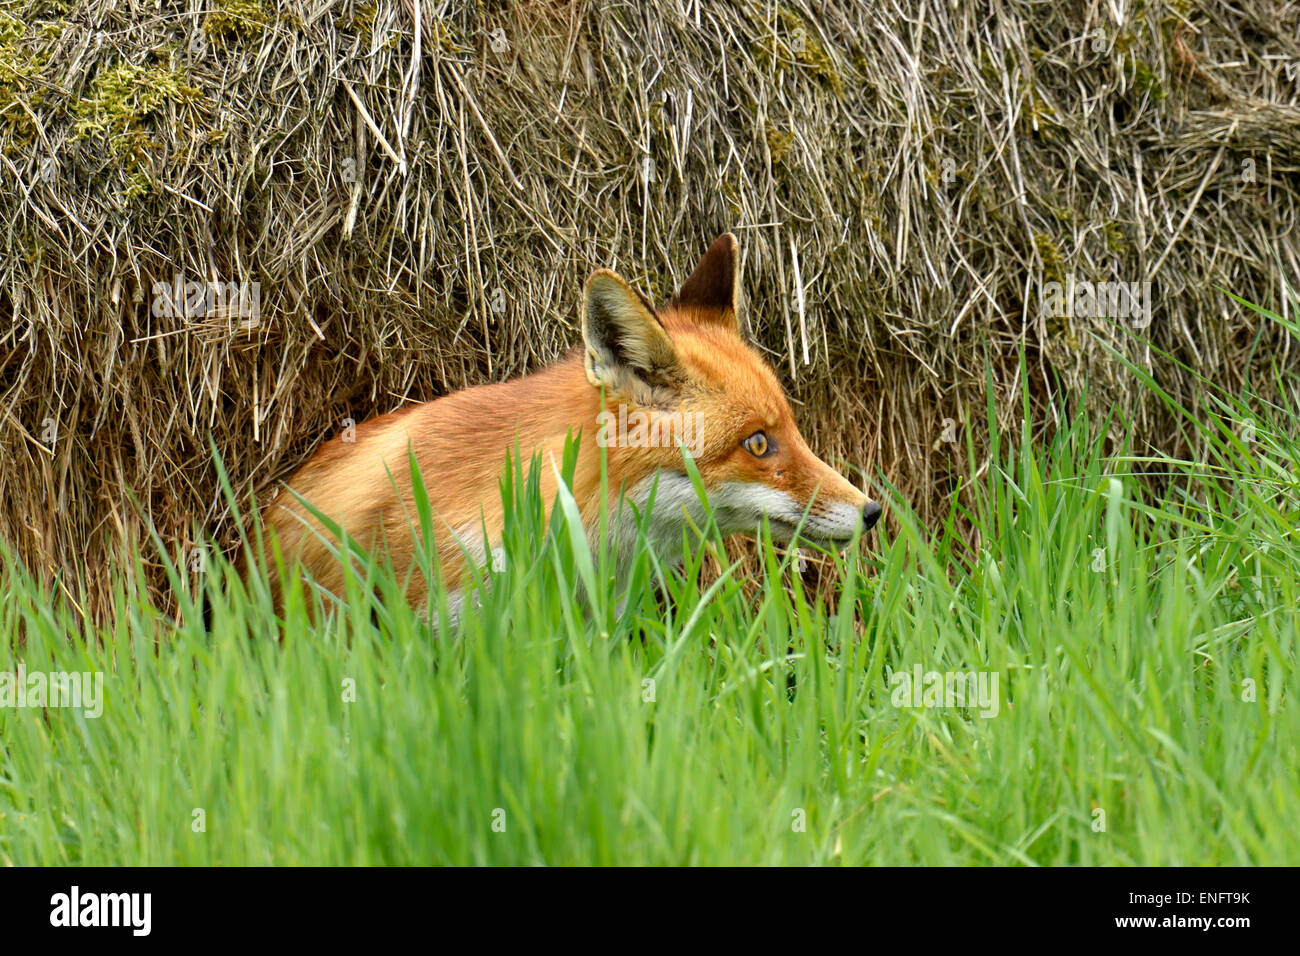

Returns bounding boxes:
[1,312,1297,865]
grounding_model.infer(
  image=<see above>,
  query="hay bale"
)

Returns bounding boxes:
[3,0,1299,608]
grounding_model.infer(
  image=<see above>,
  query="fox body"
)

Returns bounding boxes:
[263,234,881,610]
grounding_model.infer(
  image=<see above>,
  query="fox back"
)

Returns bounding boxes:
[261,234,881,611]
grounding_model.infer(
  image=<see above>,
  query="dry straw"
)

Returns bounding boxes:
[2,0,1299,612]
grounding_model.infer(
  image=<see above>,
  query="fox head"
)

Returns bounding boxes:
[581,233,881,548]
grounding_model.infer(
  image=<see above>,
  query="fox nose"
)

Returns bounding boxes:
[862,501,883,531]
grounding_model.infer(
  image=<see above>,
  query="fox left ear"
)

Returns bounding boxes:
[670,232,740,330]
[582,270,686,406]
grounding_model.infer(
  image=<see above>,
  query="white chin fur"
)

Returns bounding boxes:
[617,473,860,566]
[710,480,861,543]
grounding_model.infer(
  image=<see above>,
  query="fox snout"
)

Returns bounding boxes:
[799,487,882,544]
[786,451,882,543]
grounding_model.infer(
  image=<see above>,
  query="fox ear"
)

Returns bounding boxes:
[671,232,740,329]
[582,270,685,405]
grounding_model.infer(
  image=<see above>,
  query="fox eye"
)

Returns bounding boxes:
[743,431,772,458]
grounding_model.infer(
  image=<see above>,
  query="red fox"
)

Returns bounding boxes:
[262,234,881,611]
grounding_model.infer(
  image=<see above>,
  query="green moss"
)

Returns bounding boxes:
[857,155,886,186]
[1104,222,1126,254]
[1034,233,1065,287]
[338,3,421,52]
[0,9,22,44]
[337,3,379,44]
[1022,87,1063,141]
[648,97,669,135]
[1046,202,1075,226]
[202,0,273,47]
[72,55,204,197]
[1128,60,1166,101]
[20,228,44,267]
[1036,229,1080,347]
[0,9,52,148]
[780,7,843,95]
[121,168,152,201]
[1113,28,1137,56]
[765,125,795,165]
[754,8,844,96]
[430,18,469,55]
[924,154,964,189]
[720,172,744,214]
[74,58,202,146]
